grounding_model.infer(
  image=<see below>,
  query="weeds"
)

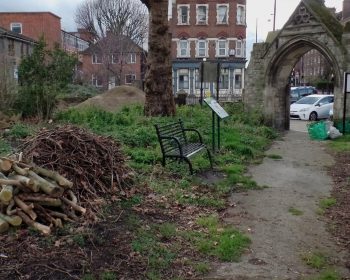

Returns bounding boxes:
[0,138,11,156]
[302,251,328,269]
[266,154,283,160]
[319,198,337,210]
[289,207,304,216]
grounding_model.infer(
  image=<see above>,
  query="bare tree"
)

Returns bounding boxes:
[0,55,18,112]
[75,0,148,88]
[140,0,175,116]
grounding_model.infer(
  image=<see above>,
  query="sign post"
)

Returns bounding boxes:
[343,72,350,134]
[204,97,229,151]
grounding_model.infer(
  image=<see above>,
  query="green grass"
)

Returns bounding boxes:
[288,207,304,216]
[306,269,341,280]
[7,123,32,138]
[101,271,117,280]
[0,138,11,156]
[302,251,328,269]
[185,215,251,262]
[266,154,283,160]
[328,134,350,152]
[319,198,337,210]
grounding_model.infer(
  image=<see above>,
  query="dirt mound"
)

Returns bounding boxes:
[75,85,145,112]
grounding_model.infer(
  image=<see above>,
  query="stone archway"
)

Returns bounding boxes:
[244,0,350,130]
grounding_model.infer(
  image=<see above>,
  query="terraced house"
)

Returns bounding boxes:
[169,0,247,99]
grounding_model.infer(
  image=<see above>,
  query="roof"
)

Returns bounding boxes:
[81,35,145,54]
[0,26,36,43]
[0,11,61,19]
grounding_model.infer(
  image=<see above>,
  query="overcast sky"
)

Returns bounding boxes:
[0,0,344,58]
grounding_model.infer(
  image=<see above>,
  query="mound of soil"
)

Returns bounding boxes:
[75,85,145,112]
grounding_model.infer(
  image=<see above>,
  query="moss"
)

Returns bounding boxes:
[304,0,343,42]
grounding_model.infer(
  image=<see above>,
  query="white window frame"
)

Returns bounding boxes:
[92,74,103,87]
[178,69,189,90]
[217,4,229,24]
[237,4,246,25]
[220,68,229,89]
[127,53,136,64]
[11,22,22,34]
[125,74,136,84]
[196,39,207,58]
[92,53,102,64]
[216,39,228,57]
[111,54,117,64]
[178,39,190,58]
[178,5,190,25]
[196,4,208,25]
[235,40,246,57]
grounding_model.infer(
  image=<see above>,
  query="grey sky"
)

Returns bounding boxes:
[0,0,344,58]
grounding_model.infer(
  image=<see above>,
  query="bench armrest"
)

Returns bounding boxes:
[159,136,184,156]
[183,128,203,144]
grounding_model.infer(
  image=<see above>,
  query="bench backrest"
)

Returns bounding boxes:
[155,120,187,154]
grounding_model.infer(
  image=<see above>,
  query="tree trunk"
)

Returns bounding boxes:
[142,0,176,116]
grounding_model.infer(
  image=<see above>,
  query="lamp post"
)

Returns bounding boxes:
[273,0,276,31]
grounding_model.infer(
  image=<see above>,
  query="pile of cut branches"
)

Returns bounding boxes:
[20,125,134,212]
[0,157,83,235]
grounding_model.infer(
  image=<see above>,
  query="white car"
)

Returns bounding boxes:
[290,94,334,121]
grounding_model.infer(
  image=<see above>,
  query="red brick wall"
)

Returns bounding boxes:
[169,0,246,59]
[0,12,61,48]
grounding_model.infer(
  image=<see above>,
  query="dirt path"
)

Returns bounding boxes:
[207,128,350,279]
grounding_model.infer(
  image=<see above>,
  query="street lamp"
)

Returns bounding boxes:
[273,0,276,31]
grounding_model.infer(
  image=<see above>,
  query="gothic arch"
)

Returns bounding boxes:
[244,0,349,130]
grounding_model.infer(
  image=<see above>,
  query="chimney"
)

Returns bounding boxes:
[343,0,350,21]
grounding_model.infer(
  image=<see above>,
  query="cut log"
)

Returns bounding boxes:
[47,210,75,222]
[0,212,22,226]
[0,217,9,233]
[19,194,62,207]
[32,166,73,188]
[0,158,12,173]
[61,197,86,215]
[13,196,37,220]
[12,163,29,176]
[8,175,39,192]
[17,210,51,235]
[0,185,13,203]
[28,171,64,197]
[6,199,16,216]
[34,204,63,228]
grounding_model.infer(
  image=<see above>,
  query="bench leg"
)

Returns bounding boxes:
[206,148,213,169]
[183,157,194,175]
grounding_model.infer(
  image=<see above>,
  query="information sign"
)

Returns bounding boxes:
[204,97,229,119]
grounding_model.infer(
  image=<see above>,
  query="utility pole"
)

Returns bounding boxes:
[255,18,258,43]
[273,0,276,31]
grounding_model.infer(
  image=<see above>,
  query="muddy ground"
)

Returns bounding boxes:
[207,122,350,280]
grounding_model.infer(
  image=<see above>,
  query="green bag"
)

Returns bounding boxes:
[307,121,328,141]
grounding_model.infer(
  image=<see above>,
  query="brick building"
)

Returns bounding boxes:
[0,12,61,49]
[0,26,35,81]
[168,0,247,98]
[79,35,146,90]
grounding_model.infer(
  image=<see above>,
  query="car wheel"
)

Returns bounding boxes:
[309,111,318,121]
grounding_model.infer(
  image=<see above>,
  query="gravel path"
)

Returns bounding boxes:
[207,129,350,280]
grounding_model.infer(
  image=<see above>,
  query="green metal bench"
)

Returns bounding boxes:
[155,119,213,174]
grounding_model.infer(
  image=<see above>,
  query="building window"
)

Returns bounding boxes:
[8,40,15,56]
[195,69,209,89]
[196,5,208,24]
[11,23,22,34]
[127,53,136,64]
[235,72,242,89]
[125,74,136,84]
[196,39,207,57]
[112,54,118,64]
[92,74,103,87]
[220,68,229,89]
[178,69,189,89]
[217,4,229,24]
[178,39,189,57]
[92,53,102,64]
[217,39,228,57]
[237,5,246,25]
[235,40,246,57]
[178,5,190,25]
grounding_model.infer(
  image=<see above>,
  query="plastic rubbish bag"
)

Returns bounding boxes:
[328,126,342,139]
[307,121,328,140]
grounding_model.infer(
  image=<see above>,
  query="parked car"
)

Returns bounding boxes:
[290,86,317,103]
[290,94,334,121]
